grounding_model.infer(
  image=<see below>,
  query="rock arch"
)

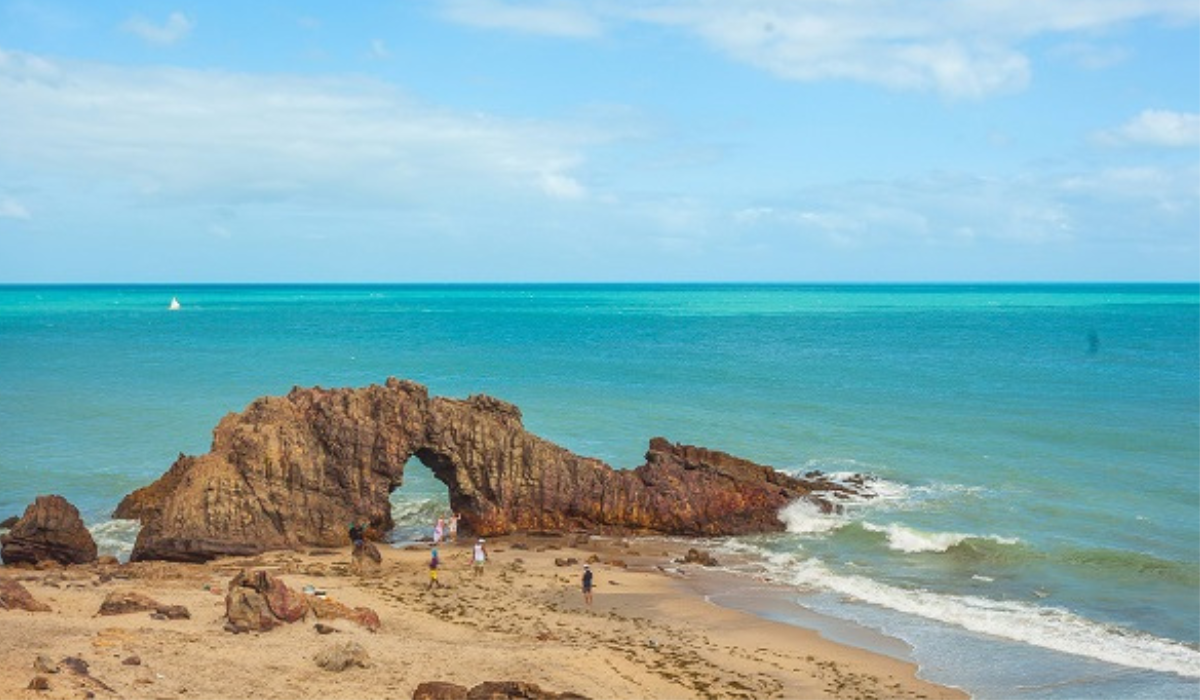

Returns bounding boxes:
[115,378,856,562]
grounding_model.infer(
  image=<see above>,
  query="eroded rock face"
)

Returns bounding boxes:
[1,495,97,566]
[117,379,859,562]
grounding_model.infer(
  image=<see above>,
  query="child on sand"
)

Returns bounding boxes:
[473,538,487,578]
[428,548,441,589]
[582,564,594,606]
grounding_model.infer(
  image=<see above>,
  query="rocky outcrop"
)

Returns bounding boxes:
[1,495,97,566]
[97,590,190,619]
[225,569,310,633]
[0,578,52,612]
[223,569,379,634]
[116,379,861,562]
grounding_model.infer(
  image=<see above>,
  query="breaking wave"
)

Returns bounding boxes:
[88,518,141,562]
[777,557,1200,678]
[860,521,1020,554]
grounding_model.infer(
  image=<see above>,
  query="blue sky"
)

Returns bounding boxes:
[0,0,1197,282]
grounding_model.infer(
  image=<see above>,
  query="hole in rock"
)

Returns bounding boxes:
[387,455,453,545]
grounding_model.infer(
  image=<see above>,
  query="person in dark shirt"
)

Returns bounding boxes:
[582,564,594,606]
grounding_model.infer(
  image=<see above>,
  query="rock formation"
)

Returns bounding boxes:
[0,578,52,612]
[223,568,380,634]
[97,590,190,619]
[225,569,310,633]
[1,495,97,566]
[116,378,861,562]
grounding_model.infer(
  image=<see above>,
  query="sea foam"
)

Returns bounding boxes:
[88,519,141,562]
[778,557,1200,678]
[778,499,847,535]
[861,521,1019,554]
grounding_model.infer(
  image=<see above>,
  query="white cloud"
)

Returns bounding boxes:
[540,171,586,199]
[121,11,194,47]
[0,48,596,208]
[437,0,1198,98]
[371,39,391,59]
[0,195,30,220]
[732,172,1082,249]
[1098,110,1200,148]
[439,0,604,38]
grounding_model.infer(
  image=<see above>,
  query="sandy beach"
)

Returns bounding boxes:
[1,535,966,700]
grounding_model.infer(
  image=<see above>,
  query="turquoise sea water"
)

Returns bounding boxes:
[1,283,1197,698]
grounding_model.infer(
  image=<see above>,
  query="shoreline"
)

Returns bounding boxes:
[1,534,967,700]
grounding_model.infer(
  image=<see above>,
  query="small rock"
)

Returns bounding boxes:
[155,604,191,620]
[412,681,469,700]
[314,623,338,635]
[98,590,162,616]
[122,656,141,666]
[313,641,369,672]
[33,656,59,674]
[27,675,49,691]
[681,548,719,567]
[59,657,89,675]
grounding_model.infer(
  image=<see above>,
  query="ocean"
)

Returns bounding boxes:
[0,283,1196,698]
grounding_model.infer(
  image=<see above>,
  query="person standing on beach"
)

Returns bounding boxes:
[428,548,441,589]
[448,513,459,543]
[582,564,594,606]
[433,517,444,545]
[472,538,488,578]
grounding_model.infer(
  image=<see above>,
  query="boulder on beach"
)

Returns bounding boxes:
[1,495,97,566]
[97,590,190,619]
[0,578,52,612]
[224,569,310,633]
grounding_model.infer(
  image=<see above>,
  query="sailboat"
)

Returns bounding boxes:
[168,297,181,311]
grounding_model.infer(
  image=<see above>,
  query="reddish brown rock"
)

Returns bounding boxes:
[308,596,381,632]
[97,590,190,619]
[116,379,861,562]
[98,590,161,616]
[413,682,469,700]
[1,495,97,566]
[224,569,309,633]
[0,578,52,612]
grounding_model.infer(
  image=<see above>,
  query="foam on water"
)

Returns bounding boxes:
[779,499,848,535]
[388,494,451,543]
[860,521,1020,554]
[88,519,141,562]
[766,555,1200,678]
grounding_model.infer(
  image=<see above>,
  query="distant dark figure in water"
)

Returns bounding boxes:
[1087,330,1100,355]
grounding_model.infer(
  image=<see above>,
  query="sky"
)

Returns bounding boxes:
[0,0,1197,283]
